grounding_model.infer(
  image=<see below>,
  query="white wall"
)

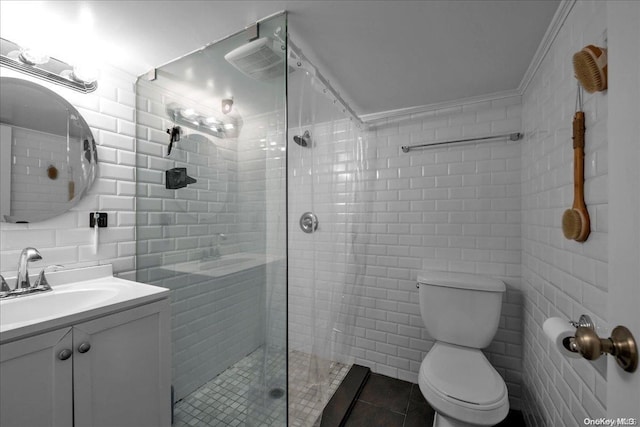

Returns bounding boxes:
[360,98,525,407]
[134,79,240,285]
[521,1,609,426]
[0,65,138,280]
[606,0,640,418]
[236,110,288,352]
[288,118,366,359]
[7,127,80,220]
[287,95,526,408]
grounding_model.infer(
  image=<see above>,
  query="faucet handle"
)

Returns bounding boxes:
[34,265,64,290]
[0,275,9,293]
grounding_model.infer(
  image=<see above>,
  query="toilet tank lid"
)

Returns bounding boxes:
[417,271,505,292]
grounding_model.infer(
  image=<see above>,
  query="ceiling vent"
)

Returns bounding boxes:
[224,37,287,81]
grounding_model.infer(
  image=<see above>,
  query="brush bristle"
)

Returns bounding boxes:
[562,209,582,239]
[573,50,605,93]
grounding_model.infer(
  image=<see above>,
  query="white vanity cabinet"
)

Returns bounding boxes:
[0,327,74,427]
[0,299,171,427]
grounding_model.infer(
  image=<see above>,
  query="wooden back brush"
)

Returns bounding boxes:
[573,45,608,93]
[562,45,606,241]
[562,89,590,242]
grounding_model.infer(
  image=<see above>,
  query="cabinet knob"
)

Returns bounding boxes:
[57,349,72,360]
[77,342,91,353]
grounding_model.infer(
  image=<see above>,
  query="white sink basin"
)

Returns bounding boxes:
[0,265,169,343]
[1,286,119,327]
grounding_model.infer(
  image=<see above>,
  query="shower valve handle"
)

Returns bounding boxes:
[300,212,319,233]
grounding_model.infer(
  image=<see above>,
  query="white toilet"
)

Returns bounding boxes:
[417,271,509,427]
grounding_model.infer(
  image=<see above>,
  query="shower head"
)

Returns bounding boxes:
[293,130,311,148]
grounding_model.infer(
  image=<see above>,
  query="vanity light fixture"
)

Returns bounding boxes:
[0,37,98,93]
[166,103,240,139]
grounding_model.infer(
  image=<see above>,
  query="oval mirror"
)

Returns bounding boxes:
[0,77,97,223]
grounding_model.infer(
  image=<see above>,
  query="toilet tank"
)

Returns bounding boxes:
[417,271,505,349]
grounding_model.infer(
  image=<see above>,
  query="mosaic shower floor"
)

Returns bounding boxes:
[289,350,350,427]
[173,348,349,427]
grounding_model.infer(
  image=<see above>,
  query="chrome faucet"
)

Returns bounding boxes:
[0,248,56,299]
[16,247,42,290]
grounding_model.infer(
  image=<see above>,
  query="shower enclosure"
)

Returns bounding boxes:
[135,12,368,426]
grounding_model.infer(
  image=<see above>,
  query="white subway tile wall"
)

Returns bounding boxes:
[361,99,524,408]
[288,118,369,364]
[287,96,525,409]
[520,2,608,426]
[6,128,74,219]
[0,65,138,279]
[236,111,288,355]
[166,265,267,400]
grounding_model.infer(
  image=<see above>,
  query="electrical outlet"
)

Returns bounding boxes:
[90,212,108,228]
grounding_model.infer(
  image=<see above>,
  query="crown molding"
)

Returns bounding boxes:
[517,0,576,95]
[361,90,521,123]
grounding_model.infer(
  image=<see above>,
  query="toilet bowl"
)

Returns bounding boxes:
[417,271,509,427]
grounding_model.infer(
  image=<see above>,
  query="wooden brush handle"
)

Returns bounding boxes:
[571,111,590,241]
[572,112,586,210]
[573,111,585,149]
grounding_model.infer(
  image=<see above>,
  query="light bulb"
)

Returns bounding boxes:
[72,64,99,83]
[19,48,49,65]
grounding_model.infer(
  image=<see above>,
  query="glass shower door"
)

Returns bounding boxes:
[135,12,287,427]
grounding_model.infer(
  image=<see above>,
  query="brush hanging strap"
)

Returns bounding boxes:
[574,81,584,113]
[573,83,585,149]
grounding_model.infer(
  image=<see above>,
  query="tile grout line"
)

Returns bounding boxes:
[401,384,415,427]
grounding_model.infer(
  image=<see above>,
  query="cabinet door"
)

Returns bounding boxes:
[73,299,171,427]
[0,327,73,427]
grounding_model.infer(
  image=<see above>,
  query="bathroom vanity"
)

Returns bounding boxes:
[0,265,171,427]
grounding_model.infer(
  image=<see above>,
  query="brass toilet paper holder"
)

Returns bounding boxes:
[571,315,638,373]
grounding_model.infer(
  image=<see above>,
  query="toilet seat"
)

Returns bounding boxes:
[419,342,509,426]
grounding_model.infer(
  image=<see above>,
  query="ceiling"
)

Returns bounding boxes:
[0,1,560,118]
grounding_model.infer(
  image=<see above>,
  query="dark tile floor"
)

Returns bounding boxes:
[343,373,526,427]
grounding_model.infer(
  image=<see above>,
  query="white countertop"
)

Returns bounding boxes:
[0,265,169,344]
